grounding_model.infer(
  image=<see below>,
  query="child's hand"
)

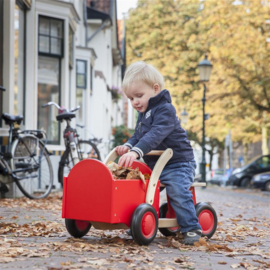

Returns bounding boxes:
[118,152,139,168]
[115,145,130,156]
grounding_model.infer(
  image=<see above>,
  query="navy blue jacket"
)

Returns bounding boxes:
[125,89,194,169]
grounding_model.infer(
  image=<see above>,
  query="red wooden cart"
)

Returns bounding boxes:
[62,149,217,245]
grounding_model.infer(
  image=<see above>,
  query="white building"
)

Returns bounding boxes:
[0,0,124,197]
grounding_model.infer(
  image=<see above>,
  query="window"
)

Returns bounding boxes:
[76,60,87,88]
[38,16,63,57]
[14,4,26,117]
[38,57,60,144]
[90,64,93,92]
[256,156,270,169]
[0,1,3,125]
[37,16,63,144]
[68,27,74,108]
[69,26,74,68]
[76,60,87,127]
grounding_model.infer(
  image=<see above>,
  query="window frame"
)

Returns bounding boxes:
[69,26,74,69]
[38,15,64,58]
[90,64,93,92]
[14,3,27,120]
[0,0,3,127]
[37,15,64,145]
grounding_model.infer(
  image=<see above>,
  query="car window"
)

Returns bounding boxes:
[215,169,224,175]
[255,156,270,169]
[247,155,261,165]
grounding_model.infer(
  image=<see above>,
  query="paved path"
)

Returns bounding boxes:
[0,186,269,269]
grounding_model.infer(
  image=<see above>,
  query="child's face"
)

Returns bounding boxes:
[126,81,160,113]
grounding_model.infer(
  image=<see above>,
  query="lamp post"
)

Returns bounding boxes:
[180,108,188,125]
[198,55,212,185]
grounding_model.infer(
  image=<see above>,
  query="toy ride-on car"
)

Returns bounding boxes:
[62,148,218,245]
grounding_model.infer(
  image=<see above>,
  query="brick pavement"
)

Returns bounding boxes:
[0,186,269,270]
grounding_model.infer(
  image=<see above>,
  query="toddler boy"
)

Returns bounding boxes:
[116,61,202,245]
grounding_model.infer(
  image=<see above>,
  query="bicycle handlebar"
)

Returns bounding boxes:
[70,106,80,112]
[0,86,6,91]
[42,101,80,112]
[76,124,85,129]
[42,101,61,109]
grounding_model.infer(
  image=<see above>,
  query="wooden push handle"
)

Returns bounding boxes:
[146,150,165,156]
[104,149,165,164]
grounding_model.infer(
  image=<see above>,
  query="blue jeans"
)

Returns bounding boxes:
[159,160,201,233]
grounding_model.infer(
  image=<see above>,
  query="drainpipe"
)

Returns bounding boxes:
[121,13,126,80]
[87,19,110,43]
[83,0,88,47]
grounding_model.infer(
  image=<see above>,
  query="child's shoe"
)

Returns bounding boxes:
[182,229,202,245]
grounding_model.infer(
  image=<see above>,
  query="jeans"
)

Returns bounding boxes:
[159,159,201,233]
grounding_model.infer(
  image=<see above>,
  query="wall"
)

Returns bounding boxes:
[0,0,124,198]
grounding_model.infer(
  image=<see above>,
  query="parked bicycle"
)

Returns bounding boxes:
[0,86,53,199]
[42,102,101,186]
[76,124,114,162]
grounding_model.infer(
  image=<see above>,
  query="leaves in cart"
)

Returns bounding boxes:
[106,161,150,187]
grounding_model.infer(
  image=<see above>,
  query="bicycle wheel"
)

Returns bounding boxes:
[58,140,101,186]
[10,135,53,199]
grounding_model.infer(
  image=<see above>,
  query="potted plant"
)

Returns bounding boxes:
[110,86,122,101]
[111,125,134,148]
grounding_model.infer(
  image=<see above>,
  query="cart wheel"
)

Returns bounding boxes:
[65,219,91,238]
[131,203,158,245]
[158,202,181,237]
[195,202,217,239]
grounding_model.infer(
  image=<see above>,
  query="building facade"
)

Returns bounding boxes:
[0,0,124,197]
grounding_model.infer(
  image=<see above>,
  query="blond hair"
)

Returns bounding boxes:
[122,61,164,93]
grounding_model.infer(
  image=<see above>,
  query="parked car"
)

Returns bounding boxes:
[227,155,270,187]
[209,168,230,186]
[194,174,202,182]
[251,172,270,191]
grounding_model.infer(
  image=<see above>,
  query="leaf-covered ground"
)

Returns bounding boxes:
[0,186,269,269]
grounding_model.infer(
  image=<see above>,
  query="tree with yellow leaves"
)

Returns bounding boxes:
[125,0,270,167]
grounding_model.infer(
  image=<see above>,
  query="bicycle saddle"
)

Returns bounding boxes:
[56,111,76,121]
[2,113,23,125]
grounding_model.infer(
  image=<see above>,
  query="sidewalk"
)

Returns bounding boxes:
[0,186,269,269]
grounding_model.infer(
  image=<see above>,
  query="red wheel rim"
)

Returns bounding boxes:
[165,212,179,231]
[141,212,156,238]
[75,220,89,231]
[199,210,215,234]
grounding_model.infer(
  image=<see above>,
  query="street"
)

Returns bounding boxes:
[0,186,269,270]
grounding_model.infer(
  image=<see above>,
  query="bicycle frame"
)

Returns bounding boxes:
[42,101,81,166]
[63,119,80,165]
[76,124,113,162]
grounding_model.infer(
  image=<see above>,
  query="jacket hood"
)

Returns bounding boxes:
[147,89,171,110]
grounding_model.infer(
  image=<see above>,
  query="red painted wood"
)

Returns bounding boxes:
[62,159,160,227]
[190,186,196,205]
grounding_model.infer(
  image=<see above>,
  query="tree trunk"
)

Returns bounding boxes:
[262,126,269,155]
[243,143,249,165]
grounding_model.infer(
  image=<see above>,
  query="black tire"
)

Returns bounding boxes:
[264,180,270,192]
[131,203,158,246]
[158,202,181,237]
[65,219,91,238]
[240,177,251,188]
[195,202,217,239]
[58,140,101,186]
[11,135,53,199]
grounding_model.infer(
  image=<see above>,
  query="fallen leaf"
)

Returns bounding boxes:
[231,263,241,268]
